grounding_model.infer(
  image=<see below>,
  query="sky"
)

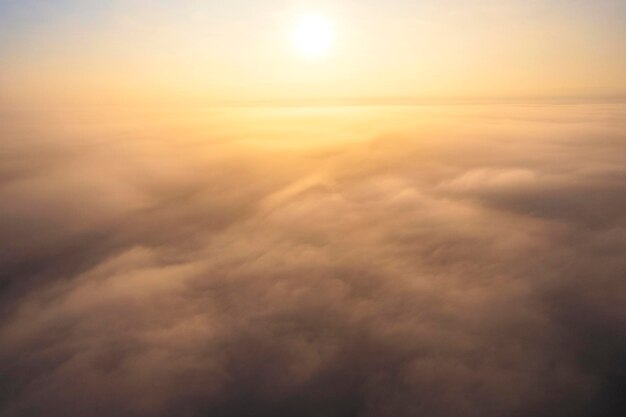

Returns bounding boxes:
[1,0,625,105]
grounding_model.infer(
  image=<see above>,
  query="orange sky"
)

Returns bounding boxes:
[1,0,625,106]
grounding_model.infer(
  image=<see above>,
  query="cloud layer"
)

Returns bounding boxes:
[1,105,625,417]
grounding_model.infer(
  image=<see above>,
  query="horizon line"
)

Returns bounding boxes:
[3,94,626,112]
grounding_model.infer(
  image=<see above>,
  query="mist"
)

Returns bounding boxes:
[0,103,625,417]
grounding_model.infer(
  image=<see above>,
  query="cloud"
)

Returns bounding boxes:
[0,105,625,417]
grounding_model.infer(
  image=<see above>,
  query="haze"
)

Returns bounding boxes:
[0,1,625,417]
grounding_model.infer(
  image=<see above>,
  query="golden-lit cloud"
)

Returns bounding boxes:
[0,104,625,416]
[1,2,625,416]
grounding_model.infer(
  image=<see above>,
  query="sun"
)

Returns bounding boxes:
[291,13,335,59]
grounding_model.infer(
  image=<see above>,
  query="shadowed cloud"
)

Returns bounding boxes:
[0,104,625,417]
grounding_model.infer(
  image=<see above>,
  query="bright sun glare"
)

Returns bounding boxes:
[292,13,334,59]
